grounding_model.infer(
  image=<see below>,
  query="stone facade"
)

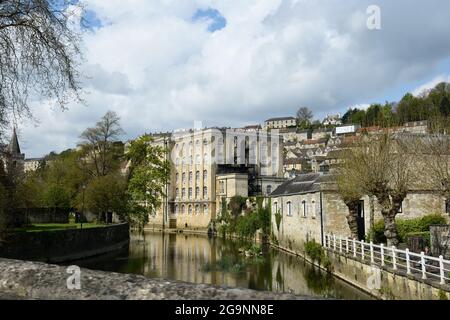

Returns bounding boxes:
[271,173,449,254]
[147,128,284,231]
[265,117,297,129]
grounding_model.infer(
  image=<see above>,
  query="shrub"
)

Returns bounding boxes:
[370,214,447,244]
[305,240,324,264]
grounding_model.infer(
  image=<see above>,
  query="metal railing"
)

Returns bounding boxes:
[325,233,450,285]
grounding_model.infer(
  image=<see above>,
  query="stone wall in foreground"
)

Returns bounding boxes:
[0,258,313,300]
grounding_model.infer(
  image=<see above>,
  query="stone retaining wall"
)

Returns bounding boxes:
[0,223,130,263]
[0,258,312,300]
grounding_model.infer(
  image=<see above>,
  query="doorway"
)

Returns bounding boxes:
[357,200,365,240]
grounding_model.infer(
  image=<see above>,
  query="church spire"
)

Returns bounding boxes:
[8,127,21,156]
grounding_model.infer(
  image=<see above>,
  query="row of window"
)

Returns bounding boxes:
[176,187,208,199]
[175,154,209,166]
[218,182,273,195]
[273,200,319,218]
[176,170,208,184]
[175,204,209,215]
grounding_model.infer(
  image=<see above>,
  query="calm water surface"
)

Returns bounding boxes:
[75,231,372,300]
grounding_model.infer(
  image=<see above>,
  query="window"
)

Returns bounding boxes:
[196,154,200,164]
[219,181,225,194]
[182,172,186,183]
[286,201,292,216]
[273,202,278,214]
[182,188,186,198]
[188,205,192,214]
[189,172,193,183]
[176,188,179,198]
[195,187,200,199]
[195,204,200,215]
[302,200,307,218]
[188,188,193,199]
[266,185,272,195]
[203,187,208,198]
[203,170,208,182]
[181,205,185,214]
[204,204,209,215]
[175,205,179,215]
[195,171,200,181]
[312,201,317,219]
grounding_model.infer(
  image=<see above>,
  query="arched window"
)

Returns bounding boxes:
[188,205,192,214]
[203,170,207,182]
[175,188,179,198]
[181,205,185,214]
[195,204,200,215]
[175,205,179,215]
[182,188,186,198]
[195,187,200,199]
[182,172,186,183]
[189,172,193,183]
[203,153,209,164]
[286,201,292,216]
[188,188,193,199]
[203,187,208,198]
[195,171,200,181]
[204,204,209,215]
[195,154,200,164]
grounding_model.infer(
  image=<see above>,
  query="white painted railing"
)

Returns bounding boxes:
[325,233,450,285]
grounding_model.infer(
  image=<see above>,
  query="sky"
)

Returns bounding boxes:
[12,0,450,157]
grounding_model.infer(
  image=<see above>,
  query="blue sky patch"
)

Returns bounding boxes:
[192,8,226,32]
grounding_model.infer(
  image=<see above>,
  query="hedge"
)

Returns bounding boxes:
[370,214,447,244]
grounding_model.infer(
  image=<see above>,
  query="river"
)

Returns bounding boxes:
[74,231,372,299]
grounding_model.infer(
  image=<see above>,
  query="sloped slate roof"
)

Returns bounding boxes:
[271,173,336,196]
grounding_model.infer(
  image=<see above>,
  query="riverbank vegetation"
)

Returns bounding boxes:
[0,112,170,232]
[216,196,272,241]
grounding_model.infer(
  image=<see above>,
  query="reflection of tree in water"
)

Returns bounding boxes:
[302,265,337,297]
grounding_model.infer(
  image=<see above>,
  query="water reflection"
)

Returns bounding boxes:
[75,231,371,300]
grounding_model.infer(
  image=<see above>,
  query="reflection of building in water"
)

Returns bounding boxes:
[147,127,285,231]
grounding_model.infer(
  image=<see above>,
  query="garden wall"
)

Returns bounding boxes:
[12,208,70,225]
[0,223,130,263]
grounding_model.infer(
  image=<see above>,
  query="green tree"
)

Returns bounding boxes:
[126,135,170,228]
[79,111,125,178]
[79,174,128,223]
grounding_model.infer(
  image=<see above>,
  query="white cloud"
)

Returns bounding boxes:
[412,75,450,97]
[18,0,450,157]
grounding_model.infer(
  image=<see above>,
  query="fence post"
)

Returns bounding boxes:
[405,249,411,274]
[380,244,385,266]
[420,252,427,280]
[392,246,397,270]
[370,241,374,264]
[353,239,357,258]
[339,236,343,253]
[361,240,365,260]
[346,238,349,254]
[439,255,445,285]
[333,235,336,251]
